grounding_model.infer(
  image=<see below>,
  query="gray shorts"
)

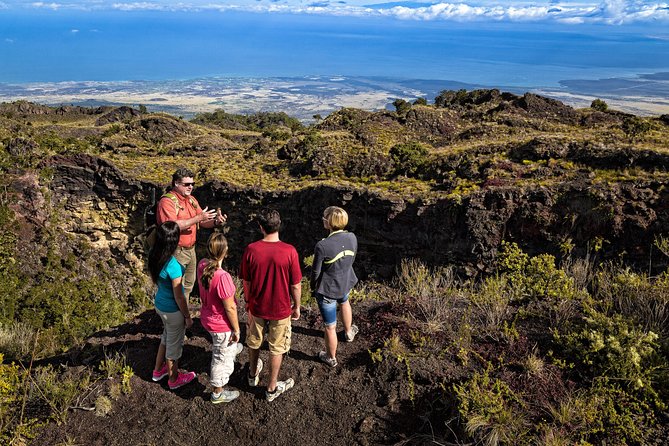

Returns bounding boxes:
[156,308,186,361]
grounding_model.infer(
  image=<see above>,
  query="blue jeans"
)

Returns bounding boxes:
[316,293,349,327]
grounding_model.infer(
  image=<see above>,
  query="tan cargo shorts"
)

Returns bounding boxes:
[246,315,292,355]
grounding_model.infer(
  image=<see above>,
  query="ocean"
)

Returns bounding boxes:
[2,10,669,87]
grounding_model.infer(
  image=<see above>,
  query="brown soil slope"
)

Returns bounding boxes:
[34,301,435,446]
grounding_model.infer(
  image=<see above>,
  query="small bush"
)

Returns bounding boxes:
[622,116,652,141]
[389,142,429,177]
[555,308,662,402]
[497,242,587,324]
[469,276,513,342]
[454,367,529,446]
[590,99,608,112]
[392,98,411,115]
[30,365,92,424]
[99,351,129,379]
[94,395,112,417]
[548,384,656,444]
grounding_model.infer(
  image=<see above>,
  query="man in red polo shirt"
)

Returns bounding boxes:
[156,167,225,299]
[240,209,302,402]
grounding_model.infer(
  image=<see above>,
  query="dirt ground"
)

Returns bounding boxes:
[33,300,445,446]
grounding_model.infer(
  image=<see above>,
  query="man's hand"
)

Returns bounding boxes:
[230,331,240,344]
[185,316,193,329]
[199,207,217,223]
[291,305,300,321]
[215,208,227,226]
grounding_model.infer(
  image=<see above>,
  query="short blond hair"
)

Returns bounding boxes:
[323,206,348,230]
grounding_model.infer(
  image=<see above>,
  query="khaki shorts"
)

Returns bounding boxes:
[246,315,292,355]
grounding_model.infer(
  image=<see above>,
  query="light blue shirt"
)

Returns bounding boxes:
[154,256,185,313]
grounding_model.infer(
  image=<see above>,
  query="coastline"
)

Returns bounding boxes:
[1,74,668,119]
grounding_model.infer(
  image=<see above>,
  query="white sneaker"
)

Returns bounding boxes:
[211,389,240,404]
[248,358,263,387]
[318,351,338,368]
[265,378,295,402]
[345,325,359,342]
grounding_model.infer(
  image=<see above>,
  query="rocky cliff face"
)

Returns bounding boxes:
[14,154,667,285]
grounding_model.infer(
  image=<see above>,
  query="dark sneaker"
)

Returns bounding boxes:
[265,378,295,402]
[211,389,240,404]
[168,371,196,390]
[152,363,169,382]
[248,358,263,387]
[345,324,359,342]
[318,350,338,368]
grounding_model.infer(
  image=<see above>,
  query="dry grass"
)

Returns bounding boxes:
[396,259,465,333]
[468,276,513,342]
[594,267,669,336]
[0,321,37,360]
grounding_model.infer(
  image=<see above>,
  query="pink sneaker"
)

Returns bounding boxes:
[152,363,169,382]
[168,371,196,390]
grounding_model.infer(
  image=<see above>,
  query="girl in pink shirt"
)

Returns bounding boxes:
[197,233,242,404]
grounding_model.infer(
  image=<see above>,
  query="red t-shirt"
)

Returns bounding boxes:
[239,240,302,320]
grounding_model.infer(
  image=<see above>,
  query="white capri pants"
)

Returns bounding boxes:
[209,331,238,388]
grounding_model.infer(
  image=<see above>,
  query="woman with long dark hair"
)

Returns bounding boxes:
[197,232,242,403]
[149,221,196,390]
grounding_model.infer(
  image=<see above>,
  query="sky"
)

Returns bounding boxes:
[0,0,668,25]
[0,0,668,88]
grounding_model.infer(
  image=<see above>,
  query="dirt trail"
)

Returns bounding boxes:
[34,301,425,446]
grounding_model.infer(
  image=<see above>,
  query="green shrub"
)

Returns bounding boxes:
[622,117,652,141]
[454,367,529,446]
[0,205,20,325]
[389,142,429,176]
[555,308,662,403]
[548,384,656,445]
[590,99,608,112]
[392,98,411,115]
[31,365,92,424]
[497,242,587,324]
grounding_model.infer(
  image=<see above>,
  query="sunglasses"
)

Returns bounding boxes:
[181,182,195,187]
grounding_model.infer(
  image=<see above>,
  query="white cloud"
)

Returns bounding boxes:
[31,2,63,9]
[4,38,15,43]
[0,2,8,10]
[7,1,669,24]
[70,28,79,33]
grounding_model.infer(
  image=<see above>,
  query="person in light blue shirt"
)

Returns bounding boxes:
[148,221,197,390]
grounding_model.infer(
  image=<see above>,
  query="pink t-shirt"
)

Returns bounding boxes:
[197,259,237,333]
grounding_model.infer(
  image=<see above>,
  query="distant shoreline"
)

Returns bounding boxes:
[1,74,667,120]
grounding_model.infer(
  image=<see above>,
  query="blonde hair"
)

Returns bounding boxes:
[200,232,229,290]
[323,206,348,231]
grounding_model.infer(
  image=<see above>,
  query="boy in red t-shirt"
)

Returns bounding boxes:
[240,209,302,402]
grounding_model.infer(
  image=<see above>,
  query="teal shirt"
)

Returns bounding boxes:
[154,256,185,313]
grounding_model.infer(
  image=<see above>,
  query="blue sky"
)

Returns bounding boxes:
[0,1,668,25]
